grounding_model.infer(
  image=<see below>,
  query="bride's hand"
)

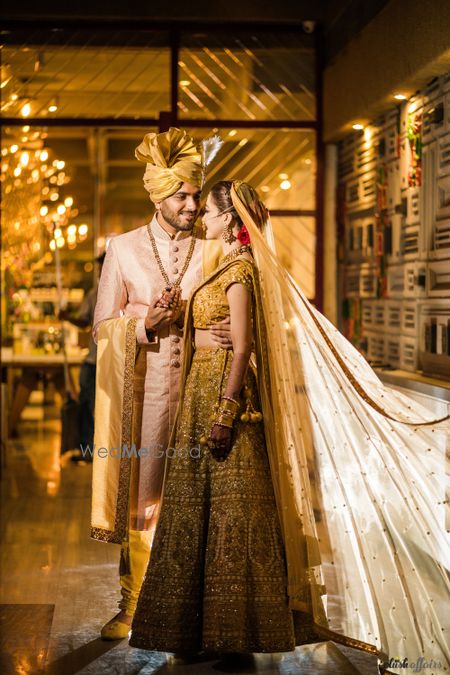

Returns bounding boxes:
[208,424,233,461]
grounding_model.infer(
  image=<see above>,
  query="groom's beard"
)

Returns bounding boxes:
[159,202,198,231]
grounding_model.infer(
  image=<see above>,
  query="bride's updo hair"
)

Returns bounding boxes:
[209,180,268,234]
[209,180,243,227]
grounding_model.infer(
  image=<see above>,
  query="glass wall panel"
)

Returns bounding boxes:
[190,127,316,210]
[271,216,316,299]
[1,31,170,120]
[0,124,158,344]
[180,32,315,121]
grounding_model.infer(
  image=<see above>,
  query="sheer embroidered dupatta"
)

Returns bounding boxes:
[230,181,450,665]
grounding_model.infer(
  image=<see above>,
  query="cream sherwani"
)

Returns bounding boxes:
[91,215,221,543]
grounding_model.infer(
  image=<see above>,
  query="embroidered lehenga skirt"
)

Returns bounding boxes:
[130,347,303,653]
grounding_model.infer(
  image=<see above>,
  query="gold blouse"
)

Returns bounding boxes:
[192,258,254,329]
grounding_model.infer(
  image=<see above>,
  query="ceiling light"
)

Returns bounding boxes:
[394,93,407,101]
[179,80,191,87]
[22,125,30,132]
[64,196,73,207]
[10,93,18,101]
[40,149,49,162]
[260,186,270,192]
[68,224,77,236]
[54,228,62,239]
[352,123,364,130]
[20,102,31,117]
[280,179,291,190]
[78,224,88,236]
[48,98,58,113]
[228,129,237,137]
[279,173,289,180]
[40,206,48,217]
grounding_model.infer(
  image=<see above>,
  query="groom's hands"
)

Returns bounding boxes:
[209,317,232,349]
[145,290,233,343]
[145,288,183,331]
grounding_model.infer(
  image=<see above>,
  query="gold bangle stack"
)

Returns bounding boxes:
[215,396,240,428]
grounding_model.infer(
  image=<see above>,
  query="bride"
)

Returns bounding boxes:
[129,180,450,667]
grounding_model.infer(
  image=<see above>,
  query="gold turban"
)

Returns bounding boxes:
[135,127,202,202]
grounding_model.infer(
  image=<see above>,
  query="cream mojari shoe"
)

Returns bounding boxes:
[100,611,133,640]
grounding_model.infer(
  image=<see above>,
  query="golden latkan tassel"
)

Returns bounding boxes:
[240,384,262,423]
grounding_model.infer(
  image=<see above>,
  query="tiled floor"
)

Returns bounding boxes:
[0,399,380,674]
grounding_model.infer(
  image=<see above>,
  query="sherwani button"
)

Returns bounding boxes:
[172,256,179,263]
[171,336,180,343]
[173,347,181,355]
[171,359,180,367]
[172,268,179,274]
[172,245,179,252]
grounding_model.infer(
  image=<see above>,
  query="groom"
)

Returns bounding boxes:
[91,128,229,639]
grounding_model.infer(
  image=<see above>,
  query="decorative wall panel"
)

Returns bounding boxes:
[338,73,450,378]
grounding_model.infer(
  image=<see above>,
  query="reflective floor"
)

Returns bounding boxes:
[0,395,380,674]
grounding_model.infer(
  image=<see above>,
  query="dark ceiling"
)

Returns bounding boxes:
[2,0,391,65]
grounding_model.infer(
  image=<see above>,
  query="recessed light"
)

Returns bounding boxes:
[21,102,31,117]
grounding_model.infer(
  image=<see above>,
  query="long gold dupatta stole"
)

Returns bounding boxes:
[230,182,450,664]
[91,316,138,543]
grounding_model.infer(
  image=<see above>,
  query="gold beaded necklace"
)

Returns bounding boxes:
[219,244,252,267]
[147,222,197,289]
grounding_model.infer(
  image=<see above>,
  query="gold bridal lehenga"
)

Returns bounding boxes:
[130,182,450,666]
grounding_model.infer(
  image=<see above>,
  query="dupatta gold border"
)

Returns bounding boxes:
[91,317,137,543]
[297,290,450,426]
